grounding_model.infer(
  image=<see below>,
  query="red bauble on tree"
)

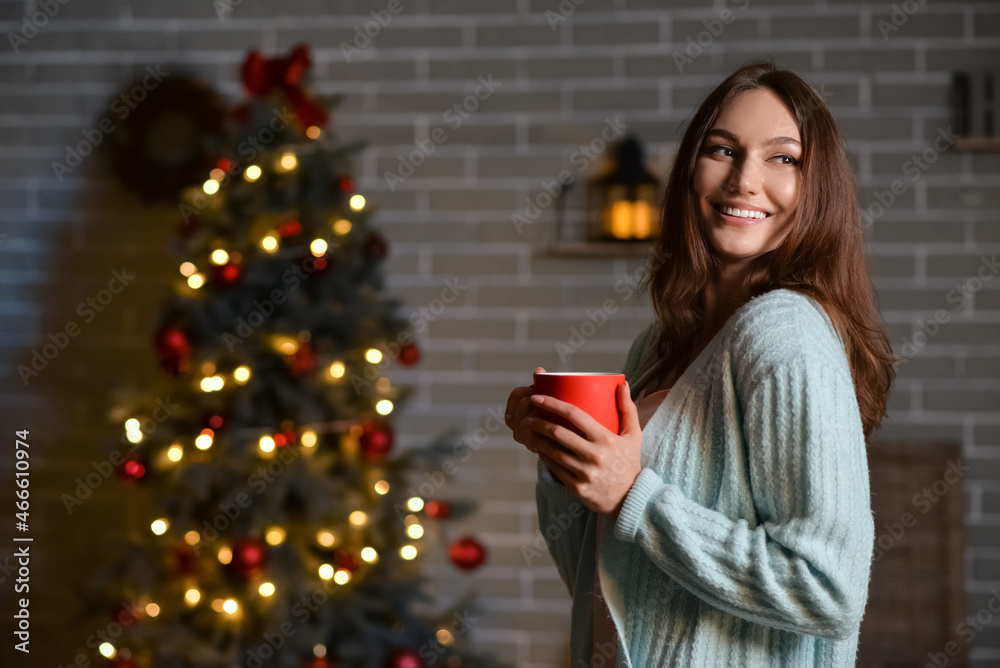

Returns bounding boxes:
[118,456,147,483]
[337,176,354,193]
[358,419,393,461]
[334,549,359,572]
[286,341,316,375]
[364,231,388,261]
[213,260,242,287]
[229,537,268,577]
[398,342,420,366]
[424,499,451,519]
[383,648,421,668]
[449,536,486,571]
[154,324,192,375]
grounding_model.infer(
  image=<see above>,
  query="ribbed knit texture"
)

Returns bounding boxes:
[535,289,875,668]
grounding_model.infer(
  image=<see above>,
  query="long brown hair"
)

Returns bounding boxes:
[638,59,896,441]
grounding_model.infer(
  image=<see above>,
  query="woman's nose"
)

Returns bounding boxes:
[725,158,762,195]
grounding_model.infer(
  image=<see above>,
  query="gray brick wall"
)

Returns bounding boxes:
[0,0,998,666]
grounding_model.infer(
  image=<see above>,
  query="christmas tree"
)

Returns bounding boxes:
[83,45,499,668]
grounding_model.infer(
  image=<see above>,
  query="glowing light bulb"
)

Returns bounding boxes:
[333,218,352,235]
[361,547,378,563]
[316,530,335,547]
[185,588,201,605]
[329,362,345,379]
[407,497,424,512]
[318,563,334,580]
[187,273,205,289]
[125,418,139,431]
[280,152,297,170]
[374,480,390,495]
[310,239,328,257]
[218,547,232,565]
[222,599,238,614]
[98,643,115,658]
[203,179,219,195]
[184,530,200,545]
[259,436,275,453]
[179,262,196,277]
[261,235,278,252]
[151,519,168,535]
[333,569,351,585]
[126,430,142,444]
[234,366,251,383]
[200,377,214,392]
[145,602,160,617]
[167,444,183,462]
[400,545,417,560]
[211,249,229,265]
[306,126,321,139]
[209,167,226,181]
[259,582,275,597]
[376,399,393,415]
[211,599,225,612]
[365,348,383,364]
[349,511,367,526]
[195,433,213,450]
[265,526,286,545]
[407,524,424,539]
[349,194,365,210]
[300,430,317,448]
[436,629,454,646]
[244,165,261,181]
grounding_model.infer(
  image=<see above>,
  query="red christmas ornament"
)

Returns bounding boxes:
[338,176,354,192]
[238,44,330,131]
[334,549,359,572]
[174,542,197,575]
[279,219,302,237]
[364,232,388,261]
[230,537,268,577]
[118,457,147,483]
[383,648,421,668]
[398,343,420,366]
[358,420,393,461]
[212,261,241,287]
[155,324,191,375]
[287,340,315,375]
[449,536,486,571]
[424,500,451,519]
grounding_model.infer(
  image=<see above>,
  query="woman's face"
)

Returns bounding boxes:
[692,88,802,268]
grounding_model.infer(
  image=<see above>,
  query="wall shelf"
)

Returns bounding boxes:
[955,137,1000,152]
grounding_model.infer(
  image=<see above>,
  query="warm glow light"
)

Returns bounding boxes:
[234,366,251,383]
[210,167,226,181]
[365,348,383,364]
[259,582,275,597]
[349,511,367,526]
[167,444,183,462]
[261,235,278,252]
[407,497,424,512]
[125,418,139,431]
[223,599,238,615]
[333,218,352,235]
[333,569,351,585]
[376,377,391,392]
[145,602,160,617]
[329,362,345,378]
[218,547,233,565]
[259,436,275,453]
[300,430,317,448]
[436,629,455,646]
[211,249,229,265]
[407,524,424,539]
[126,430,142,444]
[310,239,328,257]
[349,194,365,210]
[605,198,654,240]
[317,530,335,547]
[265,527,286,545]
[374,480,390,495]
[245,165,261,181]
[280,152,298,170]
[376,399,393,415]
[179,262,197,277]
[306,125,321,139]
[184,530,200,545]
[211,376,224,391]
[318,563,334,580]
[203,179,220,195]
[361,547,378,563]
[400,545,417,560]
[200,377,214,392]
[98,643,115,658]
[187,273,205,289]
[151,519,168,535]
[195,434,213,450]
[185,588,201,605]
[404,514,419,526]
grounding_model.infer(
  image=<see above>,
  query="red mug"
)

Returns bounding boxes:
[532,372,626,436]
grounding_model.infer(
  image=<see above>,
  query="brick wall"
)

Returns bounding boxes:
[0,0,998,666]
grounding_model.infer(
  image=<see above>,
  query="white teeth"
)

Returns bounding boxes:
[720,205,767,219]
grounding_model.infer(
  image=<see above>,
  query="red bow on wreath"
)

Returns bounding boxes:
[238,44,329,131]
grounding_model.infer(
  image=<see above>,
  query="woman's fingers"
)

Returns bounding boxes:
[528,394,601,442]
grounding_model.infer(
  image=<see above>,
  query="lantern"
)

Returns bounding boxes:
[585,134,660,241]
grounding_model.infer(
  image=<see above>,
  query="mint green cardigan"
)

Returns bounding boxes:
[535,289,875,667]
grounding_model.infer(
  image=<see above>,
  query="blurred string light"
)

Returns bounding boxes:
[365,348,382,364]
[211,249,229,265]
[203,179,220,195]
[333,218,352,235]
[167,443,183,462]
[280,152,298,170]
[259,582,275,597]
[187,273,205,289]
[300,430,318,448]
[306,126,321,140]
[261,235,278,252]
[233,366,251,383]
[400,545,417,560]
[375,399,393,415]
[310,239,327,257]
[407,497,424,512]
[195,431,213,450]
[179,262,196,277]
[349,195,365,210]
[244,165,261,181]
[151,518,168,535]
[185,588,201,606]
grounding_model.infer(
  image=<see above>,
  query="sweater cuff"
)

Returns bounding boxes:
[614,467,663,543]
[536,457,576,501]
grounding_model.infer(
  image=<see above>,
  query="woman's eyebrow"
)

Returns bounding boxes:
[706,128,801,148]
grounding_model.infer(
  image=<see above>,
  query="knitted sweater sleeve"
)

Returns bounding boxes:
[534,322,658,595]
[612,295,875,640]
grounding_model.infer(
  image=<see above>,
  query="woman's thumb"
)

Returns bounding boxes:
[619,381,639,433]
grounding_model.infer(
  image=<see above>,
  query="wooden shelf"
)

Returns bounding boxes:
[955,136,1000,152]
[543,240,654,258]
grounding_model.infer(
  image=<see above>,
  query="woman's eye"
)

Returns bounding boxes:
[775,154,799,165]
[707,145,733,157]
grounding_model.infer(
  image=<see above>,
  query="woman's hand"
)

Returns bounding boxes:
[504,367,548,454]
[520,376,644,516]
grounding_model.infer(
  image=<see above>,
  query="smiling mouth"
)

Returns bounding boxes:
[711,202,772,220]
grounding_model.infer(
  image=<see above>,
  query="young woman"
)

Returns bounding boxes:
[504,61,896,667]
